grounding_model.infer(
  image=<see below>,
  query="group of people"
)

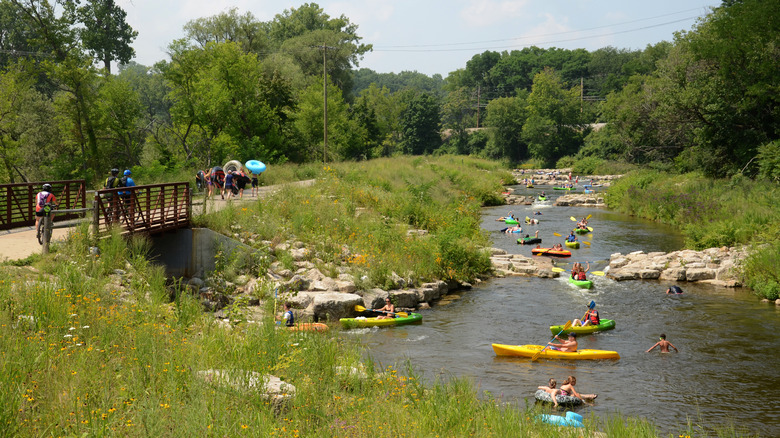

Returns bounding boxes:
[200,167,258,200]
[538,376,597,407]
[575,217,589,230]
[570,261,590,282]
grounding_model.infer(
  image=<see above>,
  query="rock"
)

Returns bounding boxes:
[685,268,716,282]
[196,369,295,414]
[188,277,205,288]
[282,275,310,292]
[335,280,357,294]
[637,269,661,280]
[659,268,687,281]
[390,272,406,289]
[390,290,419,308]
[310,277,338,291]
[776,299,780,306]
[488,248,508,256]
[234,274,249,286]
[608,270,638,281]
[311,293,364,322]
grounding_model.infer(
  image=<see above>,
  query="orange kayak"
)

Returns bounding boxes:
[531,248,572,257]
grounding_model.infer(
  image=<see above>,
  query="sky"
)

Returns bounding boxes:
[116,0,722,77]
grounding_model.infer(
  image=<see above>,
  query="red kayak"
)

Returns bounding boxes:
[531,248,572,257]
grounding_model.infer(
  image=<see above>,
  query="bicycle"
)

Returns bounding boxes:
[37,202,56,245]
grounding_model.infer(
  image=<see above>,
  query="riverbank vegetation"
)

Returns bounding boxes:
[196,156,509,288]
[605,170,780,299]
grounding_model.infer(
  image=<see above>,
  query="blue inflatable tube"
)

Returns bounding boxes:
[537,411,584,428]
[245,160,266,174]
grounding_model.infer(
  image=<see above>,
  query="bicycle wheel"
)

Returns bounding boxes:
[37,225,43,245]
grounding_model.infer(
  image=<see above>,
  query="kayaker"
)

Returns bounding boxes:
[375,298,396,319]
[277,302,295,327]
[566,231,577,242]
[646,334,679,353]
[573,299,597,326]
[548,332,577,352]
[666,285,683,294]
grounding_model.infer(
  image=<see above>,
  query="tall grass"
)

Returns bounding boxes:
[606,170,780,299]
[195,156,505,287]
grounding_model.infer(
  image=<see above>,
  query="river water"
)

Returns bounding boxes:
[345,188,780,436]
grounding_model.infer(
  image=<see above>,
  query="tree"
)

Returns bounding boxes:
[400,92,440,155]
[484,94,527,162]
[268,3,371,96]
[96,75,143,165]
[522,67,583,166]
[440,87,475,154]
[74,0,137,74]
[183,7,268,55]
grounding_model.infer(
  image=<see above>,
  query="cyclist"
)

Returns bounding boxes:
[35,183,58,240]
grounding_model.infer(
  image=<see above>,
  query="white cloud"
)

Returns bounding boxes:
[460,0,530,27]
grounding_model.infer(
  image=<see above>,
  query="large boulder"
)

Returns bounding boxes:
[312,292,363,322]
[196,369,295,414]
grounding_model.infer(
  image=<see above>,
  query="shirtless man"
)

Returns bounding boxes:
[547,332,578,352]
[646,334,679,353]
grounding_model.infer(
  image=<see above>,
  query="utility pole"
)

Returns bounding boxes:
[316,44,337,163]
[476,85,481,128]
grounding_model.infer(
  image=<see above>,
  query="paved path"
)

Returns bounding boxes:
[0,179,315,262]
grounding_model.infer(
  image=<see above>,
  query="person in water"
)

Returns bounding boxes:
[548,332,577,352]
[573,298,597,326]
[666,285,683,294]
[374,298,396,319]
[496,211,515,221]
[558,376,597,404]
[502,225,522,233]
[646,334,679,353]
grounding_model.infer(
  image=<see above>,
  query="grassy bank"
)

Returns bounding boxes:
[196,156,511,288]
[605,170,780,299]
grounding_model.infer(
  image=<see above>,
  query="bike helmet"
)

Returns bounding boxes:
[124,169,131,176]
[110,168,119,176]
[42,183,52,191]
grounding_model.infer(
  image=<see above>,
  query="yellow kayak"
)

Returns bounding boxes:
[491,344,620,360]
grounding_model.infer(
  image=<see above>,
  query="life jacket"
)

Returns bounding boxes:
[36,191,55,212]
[284,310,294,327]
[578,271,587,281]
[586,309,599,325]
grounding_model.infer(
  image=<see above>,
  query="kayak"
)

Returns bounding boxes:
[534,389,583,407]
[568,276,593,289]
[550,319,616,335]
[492,344,620,360]
[531,248,571,257]
[286,323,329,332]
[564,241,580,249]
[517,237,542,245]
[339,312,423,329]
[573,228,589,234]
[505,218,519,225]
[538,196,547,201]
[526,184,534,188]
[553,187,576,191]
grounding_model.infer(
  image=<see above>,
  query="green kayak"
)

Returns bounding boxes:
[568,276,593,289]
[339,312,423,329]
[553,187,576,191]
[564,241,580,249]
[573,228,589,234]
[538,196,547,201]
[550,319,616,335]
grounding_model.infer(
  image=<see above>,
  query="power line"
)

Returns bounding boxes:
[373,16,701,53]
[376,7,709,49]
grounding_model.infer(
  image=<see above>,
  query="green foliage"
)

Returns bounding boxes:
[756,140,780,182]
[742,241,780,300]
[400,93,441,155]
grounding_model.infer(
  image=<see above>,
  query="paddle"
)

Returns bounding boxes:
[553,232,562,237]
[354,305,408,318]
[570,216,577,221]
[578,300,596,325]
[582,241,591,246]
[551,267,565,273]
[587,227,594,232]
[591,271,605,276]
[532,320,572,361]
[586,214,592,220]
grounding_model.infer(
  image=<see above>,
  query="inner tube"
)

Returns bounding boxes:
[517,237,542,245]
[534,389,582,407]
[505,219,519,225]
[245,160,266,174]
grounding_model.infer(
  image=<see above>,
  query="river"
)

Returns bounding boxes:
[345,188,780,436]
